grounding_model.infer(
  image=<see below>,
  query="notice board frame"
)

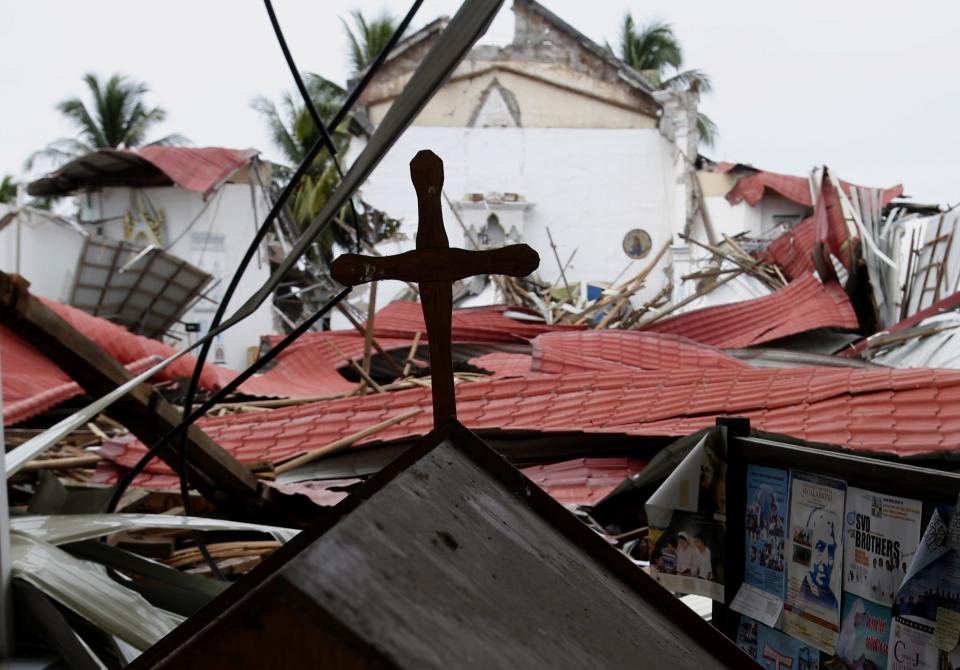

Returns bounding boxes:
[713,416,960,643]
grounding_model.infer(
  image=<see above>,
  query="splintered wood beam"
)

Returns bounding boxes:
[0,271,259,507]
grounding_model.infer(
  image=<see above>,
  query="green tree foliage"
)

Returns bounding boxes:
[28,73,186,169]
[252,73,398,264]
[615,15,718,147]
[0,175,16,204]
[341,9,397,73]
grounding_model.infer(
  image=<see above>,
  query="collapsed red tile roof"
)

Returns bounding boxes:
[469,352,535,378]
[1,321,159,425]
[726,169,902,210]
[641,273,859,347]
[3,297,580,425]
[95,365,960,489]
[520,458,648,506]
[372,300,582,342]
[135,146,258,195]
[726,169,903,280]
[532,331,749,374]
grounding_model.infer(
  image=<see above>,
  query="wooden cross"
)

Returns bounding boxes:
[331,150,540,428]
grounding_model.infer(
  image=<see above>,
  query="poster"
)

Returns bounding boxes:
[893,506,960,622]
[746,465,788,598]
[887,617,939,669]
[837,594,891,669]
[649,511,724,600]
[737,616,821,669]
[844,487,922,607]
[887,506,960,669]
[647,430,726,600]
[783,471,846,653]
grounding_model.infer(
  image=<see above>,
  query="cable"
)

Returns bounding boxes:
[107,2,425,575]
[105,287,350,515]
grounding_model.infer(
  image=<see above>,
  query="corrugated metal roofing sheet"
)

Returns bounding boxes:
[643,273,859,347]
[27,147,258,198]
[726,170,903,280]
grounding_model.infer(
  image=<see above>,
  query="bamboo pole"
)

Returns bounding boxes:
[402,331,422,378]
[21,455,103,472]
[274,408,423,475]
[546,227,571,292]
[334,303,405,376]
[573,240,670,325]
[325,340,384,393]
[633,270,743,329]
[359,281,378,393]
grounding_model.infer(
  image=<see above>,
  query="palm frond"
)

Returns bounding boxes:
[47,72,176,163]
[660,68,713,95]
[342,9,397,72]
[25,138,94,171]
[696,112,718,148]
[0,175,17,204]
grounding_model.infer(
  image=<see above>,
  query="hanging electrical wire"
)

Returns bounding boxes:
[105,2,427,578]
[106,0,497,520]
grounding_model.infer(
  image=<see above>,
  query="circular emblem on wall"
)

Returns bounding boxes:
[622,228,653,259]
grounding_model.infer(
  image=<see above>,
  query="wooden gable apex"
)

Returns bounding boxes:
[130,420,747,669]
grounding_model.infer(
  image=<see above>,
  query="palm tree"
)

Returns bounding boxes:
[252,73,398,263]
[28,73,186,169]
[615,15,717,147]
[341,9,397,72]
[0,176,16,204]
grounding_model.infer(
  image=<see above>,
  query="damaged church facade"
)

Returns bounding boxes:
[344,0,800,314]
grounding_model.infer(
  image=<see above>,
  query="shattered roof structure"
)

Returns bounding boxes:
[94,363,960,491]
[643,272,859,347]
[129,421,746,669]
[27,146,259,198]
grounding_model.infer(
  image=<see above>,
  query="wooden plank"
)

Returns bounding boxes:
[0,271,259,505]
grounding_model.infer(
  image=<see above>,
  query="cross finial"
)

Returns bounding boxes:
[331,150,540,428]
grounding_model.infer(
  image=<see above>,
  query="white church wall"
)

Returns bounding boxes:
[0,209,86,303]
[347,125,680,310]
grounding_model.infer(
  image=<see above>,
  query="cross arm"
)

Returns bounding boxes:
[330,245,539,287]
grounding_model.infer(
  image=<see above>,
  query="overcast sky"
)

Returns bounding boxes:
[2,0,958,203]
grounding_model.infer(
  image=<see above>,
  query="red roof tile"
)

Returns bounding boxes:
[519,458,647,506]
[531,331,748,374]
[135,146,258,196]
[726,170,902,210]
[726,170,902,280]
[97,366,960,488]
[372,301,582,343]
[643,273,858,347]
[468,353,533,377]
[40,298,234,390]
[1,321,159,425]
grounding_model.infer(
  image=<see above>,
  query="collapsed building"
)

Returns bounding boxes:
[4,0,960,667]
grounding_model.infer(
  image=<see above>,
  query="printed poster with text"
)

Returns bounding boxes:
[736,616,821,670]
[746,465,788,598]
[837,594,892,669]
[647,430,726,601]
[783,471,846,653]
[844,487,922,607]
[887,505,960,670]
